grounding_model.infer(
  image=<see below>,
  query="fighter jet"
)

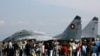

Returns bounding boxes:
[3,30,53,41]
[82,17,98,38]
[54,16,82,40]
[3,16,82,41]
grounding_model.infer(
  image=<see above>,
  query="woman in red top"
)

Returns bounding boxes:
[61,44,69,56]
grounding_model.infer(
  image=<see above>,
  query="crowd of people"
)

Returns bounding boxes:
[0,38,100,56]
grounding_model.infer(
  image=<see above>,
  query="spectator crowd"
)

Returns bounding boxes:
[0,38,100,56]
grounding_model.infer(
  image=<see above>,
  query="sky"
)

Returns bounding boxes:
[0,0,100,41]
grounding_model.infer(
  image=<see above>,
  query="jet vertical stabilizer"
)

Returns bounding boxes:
[82,17,98,38]
[54,16,82,40]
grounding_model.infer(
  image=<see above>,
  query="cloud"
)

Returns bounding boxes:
[0,19,5,26]
[37,0,100,15]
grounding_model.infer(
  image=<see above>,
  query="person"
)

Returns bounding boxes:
[71,41,77,56]
[60,44,69,56]
[91,43,98,56]
[81,44,87,56]
[69,41,73,56]
[54,40,59,56]
[7,40,14,56]
[39,41,45,56]
[48,41,54,56]
[41,42,45,56]
[86,43,91,56]
[76,42,81,56]
[1,42,7,56]
[17,40,23,56]
[95,38,100,56]
[22,41,27,56]
[98,45,100,56]
[25,40,31,56]
[45,42,49,56]
[13,41,19,56]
